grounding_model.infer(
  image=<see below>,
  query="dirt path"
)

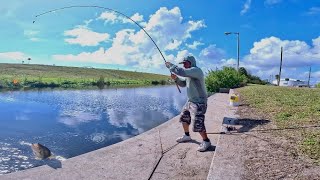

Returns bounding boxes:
[238,103,320,180]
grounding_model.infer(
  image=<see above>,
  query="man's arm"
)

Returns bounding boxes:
[166,63,199,78]
[170,73,186,87]
[175,77,186,87]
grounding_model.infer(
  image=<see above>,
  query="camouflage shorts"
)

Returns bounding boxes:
[179,101,207,132]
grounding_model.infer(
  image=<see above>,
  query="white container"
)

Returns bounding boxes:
[229,94,240,107]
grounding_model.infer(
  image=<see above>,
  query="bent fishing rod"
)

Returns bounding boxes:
[33,5,181,93]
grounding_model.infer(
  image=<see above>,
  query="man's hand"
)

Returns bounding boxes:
[171,73,177,80]
[165,62,173,68]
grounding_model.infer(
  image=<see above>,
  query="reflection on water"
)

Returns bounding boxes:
[0,85,186,175]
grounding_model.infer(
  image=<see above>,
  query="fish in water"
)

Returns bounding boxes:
[31,143,51,160]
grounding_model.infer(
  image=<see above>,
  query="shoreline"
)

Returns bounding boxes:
[0,83,175,93]
[0,63,171,91]
[2,93,232,179]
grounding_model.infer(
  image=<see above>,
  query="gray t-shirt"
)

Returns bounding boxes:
[168,59,207,104]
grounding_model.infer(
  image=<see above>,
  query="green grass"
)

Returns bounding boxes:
[0,63,171,90]
[238,85,320,163]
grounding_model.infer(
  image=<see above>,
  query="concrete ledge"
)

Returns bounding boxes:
[207,90,244,180]
[219,88,230,93]
[2,93,234,180]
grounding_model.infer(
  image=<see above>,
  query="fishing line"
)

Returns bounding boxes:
[147,130,180,180]
[33,5,181,93]
[207,125,320,135]
[147,130,164,180]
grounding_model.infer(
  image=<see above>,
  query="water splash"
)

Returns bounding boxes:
[90,133,106,143]
[0,142,31,175]
[55,156,67,161]
[19,141,32,146]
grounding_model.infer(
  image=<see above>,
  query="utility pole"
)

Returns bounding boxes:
[224,32,240,71]
[237,33,240,71]
[277,47,283,86]
[308,66,311,88]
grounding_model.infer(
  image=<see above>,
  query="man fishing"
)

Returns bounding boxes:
[165,55,211,152]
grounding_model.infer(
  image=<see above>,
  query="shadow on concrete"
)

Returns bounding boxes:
[44,159,62,169]
[189,139,201,145]
[176,141,216,152]
[223,117,271,133]
[206,145,216,152]
[237,119,271,133]
[176,139,201,145]
[216,117,319,135]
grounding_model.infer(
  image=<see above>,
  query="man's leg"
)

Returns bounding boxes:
[190,102,211,151]
[182,122,190,134]
[176,109,192,143]
[199,131,208,140]
[196,115,211,152]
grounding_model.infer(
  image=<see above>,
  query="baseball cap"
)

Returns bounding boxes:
[179,56,196,65]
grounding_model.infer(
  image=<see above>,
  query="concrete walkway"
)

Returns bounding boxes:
[2,93,239,180]
[207,91,244,180]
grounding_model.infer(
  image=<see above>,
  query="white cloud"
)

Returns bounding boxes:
[244,36,320,68]
[165,39,182,50]
[24,30,40,41]
[307,7,320,15]
[221,58,238,67]
[58,111,99,127]
[186,41,204,49]
[145,7,206,42]
[106,87,186,133]
[64,27,110,46]
[0,52,28,61]
[196,57,239,74]
[29,38,40,42]
[241,0,252,15]
[24,30,38,36]
[98,11,144,25]
[54,7,206,69]
[84,19,93,26]
[242,36,320,80]
[313,71,320,79]
[53,47,126,65]
[98,11,118,24]
[265,0,282,5]
[75,19,94,29]
[199,44,225,62]
[130,13,144,22]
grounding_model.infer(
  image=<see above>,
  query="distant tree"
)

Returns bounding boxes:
[27,58,31,64]
[205,66,246,92]
[97,76,105,89]
[237,67,267,85]
[247,74,267,85]
[239,67,248,77]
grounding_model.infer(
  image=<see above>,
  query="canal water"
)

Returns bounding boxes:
[0,85,187,175]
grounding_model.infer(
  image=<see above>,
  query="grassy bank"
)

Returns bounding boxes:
[0,63,171,90]
[238,85,320,163]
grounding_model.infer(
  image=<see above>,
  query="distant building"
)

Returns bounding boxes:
[272,78,308,87]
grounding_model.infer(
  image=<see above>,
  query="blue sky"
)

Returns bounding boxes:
[0,0,320,84]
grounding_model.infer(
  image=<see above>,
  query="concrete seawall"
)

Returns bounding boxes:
[2,93,238,180]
